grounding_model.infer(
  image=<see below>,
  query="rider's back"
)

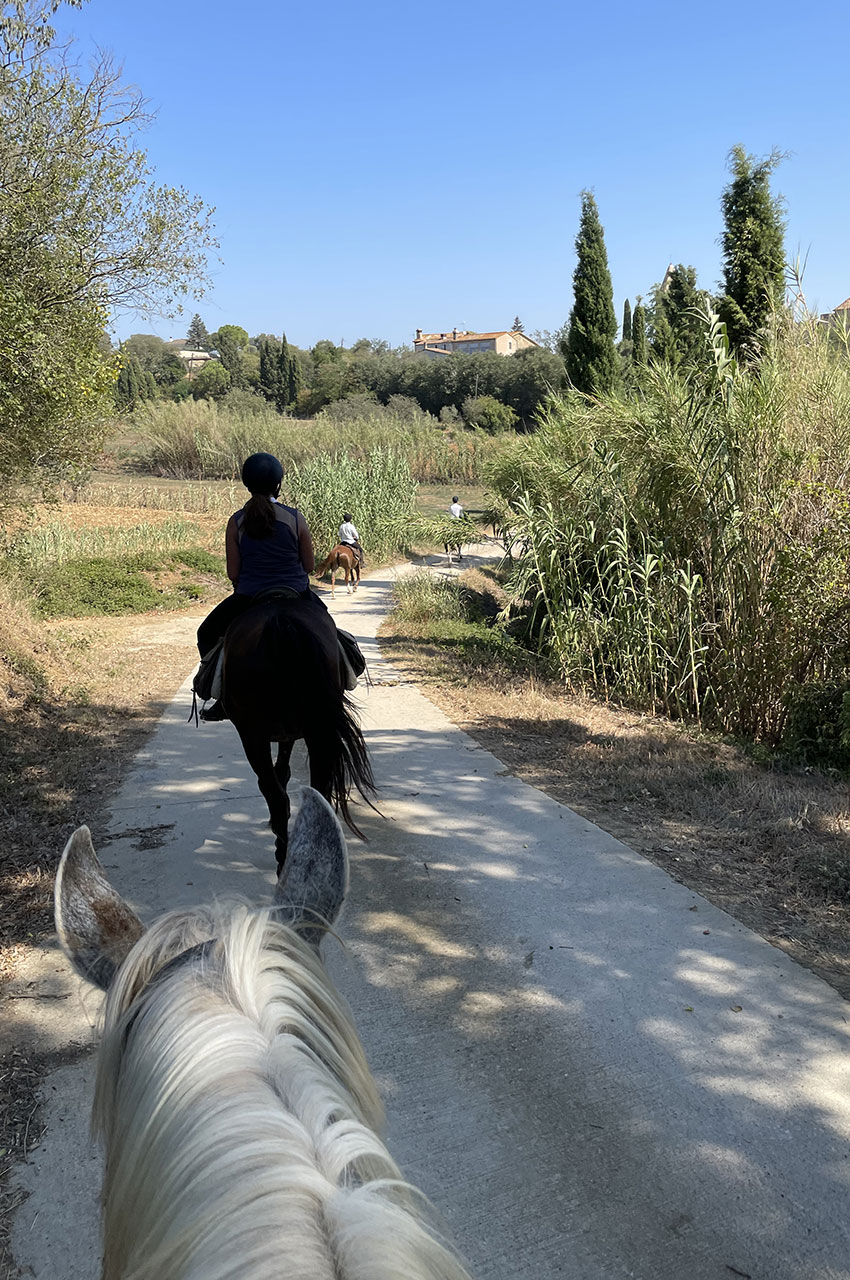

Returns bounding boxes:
[234,502,308,596]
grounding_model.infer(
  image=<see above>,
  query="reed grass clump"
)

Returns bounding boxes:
[130,397,499,485]
[489,309,850,746]
[284,447,416,562]
[2,517,202,569]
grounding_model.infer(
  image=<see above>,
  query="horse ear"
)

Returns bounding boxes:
[54,826,145,991]
[274,788,349,948]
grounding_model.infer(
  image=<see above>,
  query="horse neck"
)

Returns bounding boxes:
[95,907,470,1280]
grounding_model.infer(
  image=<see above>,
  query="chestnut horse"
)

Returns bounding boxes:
[315,544,360,596]
[221,595,374,872]
[54,789,472,1280]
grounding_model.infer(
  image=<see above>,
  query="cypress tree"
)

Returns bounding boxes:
[116,352,142,409]
[186,313,210,350]
[259,338,281,404]
[622,298,632,343]
[276,334,293,413]
[659,264,705,366]
[287,347,302,408]
[649,289,679,367]
[631,300,648,366]
[215,330,245,388]
[719,146,786,354]
[563,191,619,394]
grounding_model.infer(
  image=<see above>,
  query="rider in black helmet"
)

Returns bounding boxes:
[196,453,322,721]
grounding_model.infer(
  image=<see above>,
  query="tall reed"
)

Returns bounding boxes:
[490,309,850,742]
[130,398,499,485]
[284,447,416,562]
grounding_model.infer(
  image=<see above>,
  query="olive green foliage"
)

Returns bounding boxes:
[621,298,631,343]
[488,308,850,746]
[211,325,248,389]
[390,571,540,676]
[719,146,786,355]
[563,191,619,395]
[296,339,562,427]
[191,359,230,400]
[783,680,850,769]
[14,547,226,618]
[462,395,518,433]
[123,333,166,370]
[0,1,217,489]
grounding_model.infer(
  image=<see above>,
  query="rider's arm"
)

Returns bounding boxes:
[297,516,315,573]
[225,514,241,587]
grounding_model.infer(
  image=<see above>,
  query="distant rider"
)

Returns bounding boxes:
[338,512,364,567]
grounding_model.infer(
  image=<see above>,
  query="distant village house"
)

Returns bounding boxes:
[820,298,850,328]
[413,328,539,359]
[166,338,213,376]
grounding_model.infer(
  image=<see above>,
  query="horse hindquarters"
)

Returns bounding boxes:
[224,602,374,847]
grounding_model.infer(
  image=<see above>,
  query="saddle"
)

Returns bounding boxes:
[190,590,368,723]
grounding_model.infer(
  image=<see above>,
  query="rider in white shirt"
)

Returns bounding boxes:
[339,513,364,565]
[449,497,464,519]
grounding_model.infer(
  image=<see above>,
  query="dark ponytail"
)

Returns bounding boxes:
[243,494,276,539]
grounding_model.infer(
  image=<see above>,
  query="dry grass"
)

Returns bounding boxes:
[0,497,218,1274]
[380,570,850,1000]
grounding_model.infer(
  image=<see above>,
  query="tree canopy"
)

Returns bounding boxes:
[0,0,218,487]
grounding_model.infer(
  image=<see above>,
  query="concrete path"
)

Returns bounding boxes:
[10,551,850,1279]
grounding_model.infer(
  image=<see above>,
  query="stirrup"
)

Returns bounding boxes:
[200,699,228,722]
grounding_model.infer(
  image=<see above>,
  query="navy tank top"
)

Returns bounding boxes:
[234,501,309,596]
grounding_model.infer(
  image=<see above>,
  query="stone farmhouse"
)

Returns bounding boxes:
[413,328,539,359]
[166,338,214,376]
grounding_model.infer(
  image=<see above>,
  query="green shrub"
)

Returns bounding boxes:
[462,394,518,433]
[783,680,850,769]
[172,547,227,575]
[30,557,166,617]
[392,572,471,625]
[18,544,227,619]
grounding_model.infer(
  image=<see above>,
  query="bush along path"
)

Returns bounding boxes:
[9,546,850,1280]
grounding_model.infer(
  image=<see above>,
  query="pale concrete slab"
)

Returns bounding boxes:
[11,553,850,1279]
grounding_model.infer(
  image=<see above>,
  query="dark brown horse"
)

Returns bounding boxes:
[315,544,361,597]
[221,596,374,872]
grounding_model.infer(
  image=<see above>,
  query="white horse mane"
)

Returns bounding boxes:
[93,902,471,1280]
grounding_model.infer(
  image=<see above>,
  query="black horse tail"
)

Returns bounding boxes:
[324,691,376,840]
[269,608,376,838]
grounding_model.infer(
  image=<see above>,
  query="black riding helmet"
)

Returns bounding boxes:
[241,452,283,496]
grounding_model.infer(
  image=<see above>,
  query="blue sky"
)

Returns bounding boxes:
[59,0,850,347]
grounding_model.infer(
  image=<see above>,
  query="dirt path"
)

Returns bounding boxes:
[8,552,850,1279]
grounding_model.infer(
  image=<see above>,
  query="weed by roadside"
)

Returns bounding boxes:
[387,568,549,680]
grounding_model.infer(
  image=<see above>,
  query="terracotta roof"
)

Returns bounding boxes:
[415,331,513,344]
[833,298,850,312]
